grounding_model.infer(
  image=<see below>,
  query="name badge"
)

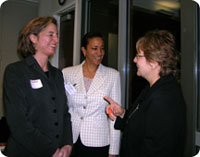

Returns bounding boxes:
[30,79,43,89]
[65,82,76,95]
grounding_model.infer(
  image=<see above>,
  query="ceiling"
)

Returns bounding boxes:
[24,0,180,17]
[24,0,39,3]
[133,0,180,16]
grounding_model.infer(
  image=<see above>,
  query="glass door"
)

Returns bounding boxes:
[58,11,75,70]
[81,0,119,69]
[128,0,180,107]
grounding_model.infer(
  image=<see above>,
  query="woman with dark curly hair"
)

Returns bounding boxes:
[104,30,186,157]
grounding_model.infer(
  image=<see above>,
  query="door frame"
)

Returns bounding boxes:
[51,0,82,67]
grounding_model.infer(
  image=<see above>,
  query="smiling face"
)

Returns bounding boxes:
[133,49,161,86]
[30,23,58,58]
[82,37,105,66]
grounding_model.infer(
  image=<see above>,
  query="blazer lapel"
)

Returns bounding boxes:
[127,75,174,120]
[87,64,105,95]
[25,55,47,78]
[127,86,149,120]
[74,64,86,94]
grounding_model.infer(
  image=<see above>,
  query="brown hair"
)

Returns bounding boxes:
[17,16,57,58]
[136,30,180,78]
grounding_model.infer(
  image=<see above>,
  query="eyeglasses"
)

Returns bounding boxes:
[135,53,145,58]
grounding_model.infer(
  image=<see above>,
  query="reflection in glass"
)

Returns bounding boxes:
[128,0,180,107]
[59,11,75,70]
[83,0,119,70]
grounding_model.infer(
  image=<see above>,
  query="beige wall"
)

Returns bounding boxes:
[0,0,80,117]
[0,0,38,117]
[38,0,75,16]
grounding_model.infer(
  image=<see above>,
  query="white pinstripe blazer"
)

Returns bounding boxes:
[62,62,121,155]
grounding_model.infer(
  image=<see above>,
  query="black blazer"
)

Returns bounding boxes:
[115,75,186,157]
[3,55,73,157]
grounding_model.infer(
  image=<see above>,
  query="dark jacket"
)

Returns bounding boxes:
[3,55,73,157]
[115,75,186,157]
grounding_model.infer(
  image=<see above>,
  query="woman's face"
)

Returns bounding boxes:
[82,37,105,66]
[133,50,153,79]
[31,23,58,57]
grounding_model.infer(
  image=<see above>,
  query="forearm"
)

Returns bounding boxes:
[63,111,73,146]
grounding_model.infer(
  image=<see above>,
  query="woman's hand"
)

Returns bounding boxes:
[60,145,72,157]
[52,145,72,157]
[106,104,117,120]
[104,96,125,120]
[53,148,63,157]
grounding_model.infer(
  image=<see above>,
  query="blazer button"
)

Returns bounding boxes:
[56,134,59,138]
[55,122,59,126]
[52,97,55,100]
[83,106,86,109]
[53,109,57,113]
[80,117,83,120]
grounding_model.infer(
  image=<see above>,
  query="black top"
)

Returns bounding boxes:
[115,75,186,157]
[3,55,72,157]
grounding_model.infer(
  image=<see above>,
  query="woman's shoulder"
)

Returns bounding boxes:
[62,64,81,74]
[150,76,184,103]
[3,60,28,80]
[100,64,119,75]
[5,60,26,71]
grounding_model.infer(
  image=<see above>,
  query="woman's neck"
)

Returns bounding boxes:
[83,61,98,79]
[33,53,49,72]
[148,74,160,87]
[148,63,161,87]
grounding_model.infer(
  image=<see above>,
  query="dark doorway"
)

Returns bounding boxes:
[81,0,119,70]
[128,6,180,106]
[59,11,75,70]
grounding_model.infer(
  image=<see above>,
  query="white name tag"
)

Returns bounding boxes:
[0,150,7,157]
[30,79,43,89]
[65,82,76,95]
